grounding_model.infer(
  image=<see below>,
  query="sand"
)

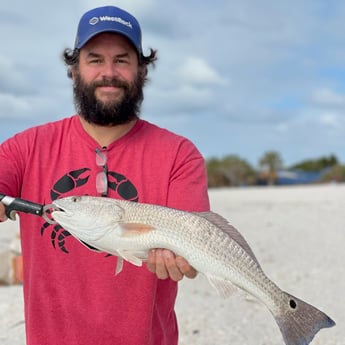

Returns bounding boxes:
[0,184,343,344]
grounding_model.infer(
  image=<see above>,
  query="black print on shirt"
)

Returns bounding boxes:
[40,167,138,253]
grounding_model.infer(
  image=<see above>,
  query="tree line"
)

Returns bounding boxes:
[206,151,345,188]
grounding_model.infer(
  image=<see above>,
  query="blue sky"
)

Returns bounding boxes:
[1,0,345,167]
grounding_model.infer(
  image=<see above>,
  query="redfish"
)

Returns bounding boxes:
[50,196,335,345]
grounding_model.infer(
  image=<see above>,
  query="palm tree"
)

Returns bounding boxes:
[259,151,283,185]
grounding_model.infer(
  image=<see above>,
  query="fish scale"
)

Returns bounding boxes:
[120,202,260,285]
[51,196,336,345]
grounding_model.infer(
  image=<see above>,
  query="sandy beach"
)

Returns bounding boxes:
[0,184,343,344]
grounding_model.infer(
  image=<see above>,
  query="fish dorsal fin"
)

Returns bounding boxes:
[120,223,155,236]
[196,211,260,267]
[206,275,239,298]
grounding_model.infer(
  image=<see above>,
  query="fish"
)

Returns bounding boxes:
[50,195,335,345]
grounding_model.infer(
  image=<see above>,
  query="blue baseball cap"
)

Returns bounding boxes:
[74,6,143,55]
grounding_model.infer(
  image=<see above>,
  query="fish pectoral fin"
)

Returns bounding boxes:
[120,223,155,236]
[115,257,124,275]
[206,275,239,298]
[117,249,144,267]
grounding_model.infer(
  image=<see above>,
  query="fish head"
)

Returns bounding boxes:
[51,196,124,242]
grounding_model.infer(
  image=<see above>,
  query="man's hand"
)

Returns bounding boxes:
[146,249,197,281]
[0,203,7,222]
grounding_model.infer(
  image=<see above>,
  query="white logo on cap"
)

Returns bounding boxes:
[89,16,132,29]
[89,17,99,25]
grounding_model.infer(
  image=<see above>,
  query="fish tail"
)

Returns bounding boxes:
[275,294,335,345]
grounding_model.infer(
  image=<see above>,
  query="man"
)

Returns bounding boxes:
[0,5,210,345]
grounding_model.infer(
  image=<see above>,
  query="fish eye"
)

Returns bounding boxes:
[71,196,81,203]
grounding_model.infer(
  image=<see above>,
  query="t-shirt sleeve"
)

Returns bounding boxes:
[0,136,25,197]
[166,138,210,212]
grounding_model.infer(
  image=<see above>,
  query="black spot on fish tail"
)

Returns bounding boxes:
[290,299,297,309]
[275,294,335,345]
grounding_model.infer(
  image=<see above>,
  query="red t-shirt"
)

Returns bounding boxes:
[0,116,210,345]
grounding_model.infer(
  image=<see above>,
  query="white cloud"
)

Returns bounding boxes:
[319,112,342,128]
[0,56,28,91]
[0,93,32,118]
[178,57,229,86]
[145,84,215,117]
[310,88,345,108]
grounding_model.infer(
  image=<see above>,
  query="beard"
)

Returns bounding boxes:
[73,70,145,126]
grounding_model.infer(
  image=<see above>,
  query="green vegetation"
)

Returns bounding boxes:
[321,164,345,183]
[289,155,338,171]
[207,155,256,187]
[206,152,344,187]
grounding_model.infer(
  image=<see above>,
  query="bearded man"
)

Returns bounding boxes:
[0,6,210,345]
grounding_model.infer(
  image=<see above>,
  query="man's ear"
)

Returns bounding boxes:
[71,67,76,80]
[139,65,148,80]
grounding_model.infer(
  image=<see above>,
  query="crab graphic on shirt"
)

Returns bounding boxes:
[40,167,138,253]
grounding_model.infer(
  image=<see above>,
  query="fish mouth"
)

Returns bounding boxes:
[42,203,68,224]
[42,202,71,224]
[52,207,71,220]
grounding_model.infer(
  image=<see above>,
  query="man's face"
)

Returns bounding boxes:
[73,33,145,126]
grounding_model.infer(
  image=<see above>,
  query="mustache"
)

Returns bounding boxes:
[92,78,129,89]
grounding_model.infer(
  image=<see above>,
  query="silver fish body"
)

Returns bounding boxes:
[51,196,335,345]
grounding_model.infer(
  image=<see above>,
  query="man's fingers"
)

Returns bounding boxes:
[176,256,197,279]
[0,203,7,222]
[147,249,170,280]
[146,249,156,274]
[162,250,183,281]
[154,249,170,280]
[146,249,196,281]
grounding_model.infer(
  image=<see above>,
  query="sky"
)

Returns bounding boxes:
[1,0,345,168]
